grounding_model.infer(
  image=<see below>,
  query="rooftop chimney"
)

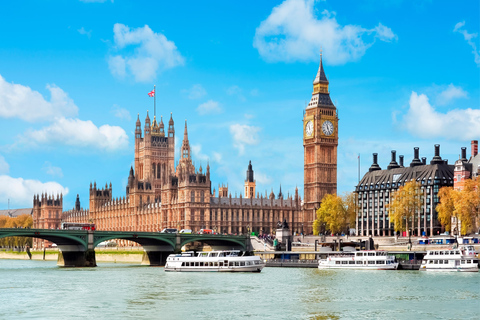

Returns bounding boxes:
[399,155,404,167]
[422,157,427,165]
[430,144,444,165]
[387,150,400,170]
[461,147,468,162]
[369,153,382,172]
[472,140,478,157]
[410,147,423,167]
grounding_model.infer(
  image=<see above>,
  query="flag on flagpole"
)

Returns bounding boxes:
[148,89,155,97]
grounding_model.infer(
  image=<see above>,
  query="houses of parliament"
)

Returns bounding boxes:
[32,56,338,244]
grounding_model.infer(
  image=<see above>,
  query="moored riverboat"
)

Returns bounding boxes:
[420,245,478,272]
[318,250,399,270]
[164,250,265,272]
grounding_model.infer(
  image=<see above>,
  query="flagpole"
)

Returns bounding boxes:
[154,85,156,117]
[358,153,360,183]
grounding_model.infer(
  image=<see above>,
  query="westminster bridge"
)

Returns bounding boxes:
[0,228,252,267]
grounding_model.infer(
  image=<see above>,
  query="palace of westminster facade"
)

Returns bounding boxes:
[32,56,340,241]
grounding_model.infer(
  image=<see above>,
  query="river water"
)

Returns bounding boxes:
[0,259,479,320]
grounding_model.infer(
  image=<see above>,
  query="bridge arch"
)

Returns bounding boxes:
[179,234,248,251]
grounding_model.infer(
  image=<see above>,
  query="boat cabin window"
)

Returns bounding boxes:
[219,262,223,267]
[461,260,465,264]
[335,261,341,265]
[356,261,362,265]
[199,253,208,257]
[209,252,218,257]
[356,252,363,256]
[349,261,354,264]
[368,252,375,256]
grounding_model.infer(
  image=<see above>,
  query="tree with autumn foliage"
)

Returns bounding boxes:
[0,214,33,248]
[313,192,356,235]
[436,186,458,233]
[387,181,422,234]
[438,178,480,235]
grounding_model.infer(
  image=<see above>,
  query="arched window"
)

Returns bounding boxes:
[191,191,195,202]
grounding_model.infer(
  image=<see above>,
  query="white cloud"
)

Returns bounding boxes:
[437,84,468,106]
[212,152,222,163]
[197,100,222,115]
[186,84,207,99]
[0,75,78,122]
[191,144,209,162]
[0,155,9,174]
[42,162,63,178]
[108,55,127,78]
[108,23,184,82]
[400,91,480,140]
[111,104,131,120]
[253,0,396,64]
[20,117,129,151]
[255,172,273,185]
[454,21,480,66]
[229,124,261,154]
[78,27,92,38]
[0,175,68,208]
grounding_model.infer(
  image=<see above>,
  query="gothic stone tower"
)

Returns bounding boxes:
[134,111,175,200]
[303,54,338,234]
[244,161,256,198]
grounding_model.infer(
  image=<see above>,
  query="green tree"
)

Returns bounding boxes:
[388,181,422,234]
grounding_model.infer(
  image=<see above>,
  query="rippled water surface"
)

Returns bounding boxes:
[0,259,479,320]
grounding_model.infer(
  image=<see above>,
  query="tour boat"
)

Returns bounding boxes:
[164,250,265,272]
[318,250,399,270]
[420,245,479,272]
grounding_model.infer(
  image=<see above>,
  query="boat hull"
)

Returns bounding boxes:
[165,265,264,272]
[318,263,398,270]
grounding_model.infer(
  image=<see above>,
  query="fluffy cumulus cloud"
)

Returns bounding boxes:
[437,84,468,106]
[229,124,261,154]
[0,175,68,208]
[400,91,480,140]
[20,117,129,151]
[108,23,184,82]
[454,21,480,66]
[197,100,222,115]
[0,75,78,122]
[253,0,397,64]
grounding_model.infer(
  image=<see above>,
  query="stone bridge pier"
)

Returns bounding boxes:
[57,231,96,267]
[141,245,175,266]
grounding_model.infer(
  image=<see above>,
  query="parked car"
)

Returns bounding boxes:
[160,228,178,233]
[179,229,192,234]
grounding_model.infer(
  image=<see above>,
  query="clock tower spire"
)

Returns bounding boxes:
[302,53,338,234]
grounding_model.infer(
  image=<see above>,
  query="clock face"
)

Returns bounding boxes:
[322,120,334,136]
[305,121,313,137]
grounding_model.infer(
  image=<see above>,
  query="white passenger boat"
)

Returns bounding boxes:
[318,251,399,270]
[420,245,479,272]
[164,250,265,272]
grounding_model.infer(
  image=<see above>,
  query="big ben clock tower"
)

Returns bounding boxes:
[303,53,338,234]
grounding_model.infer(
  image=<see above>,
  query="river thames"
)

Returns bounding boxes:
[0,259,478,320]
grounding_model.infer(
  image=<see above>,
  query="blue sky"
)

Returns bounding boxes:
[0,0,479,209]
